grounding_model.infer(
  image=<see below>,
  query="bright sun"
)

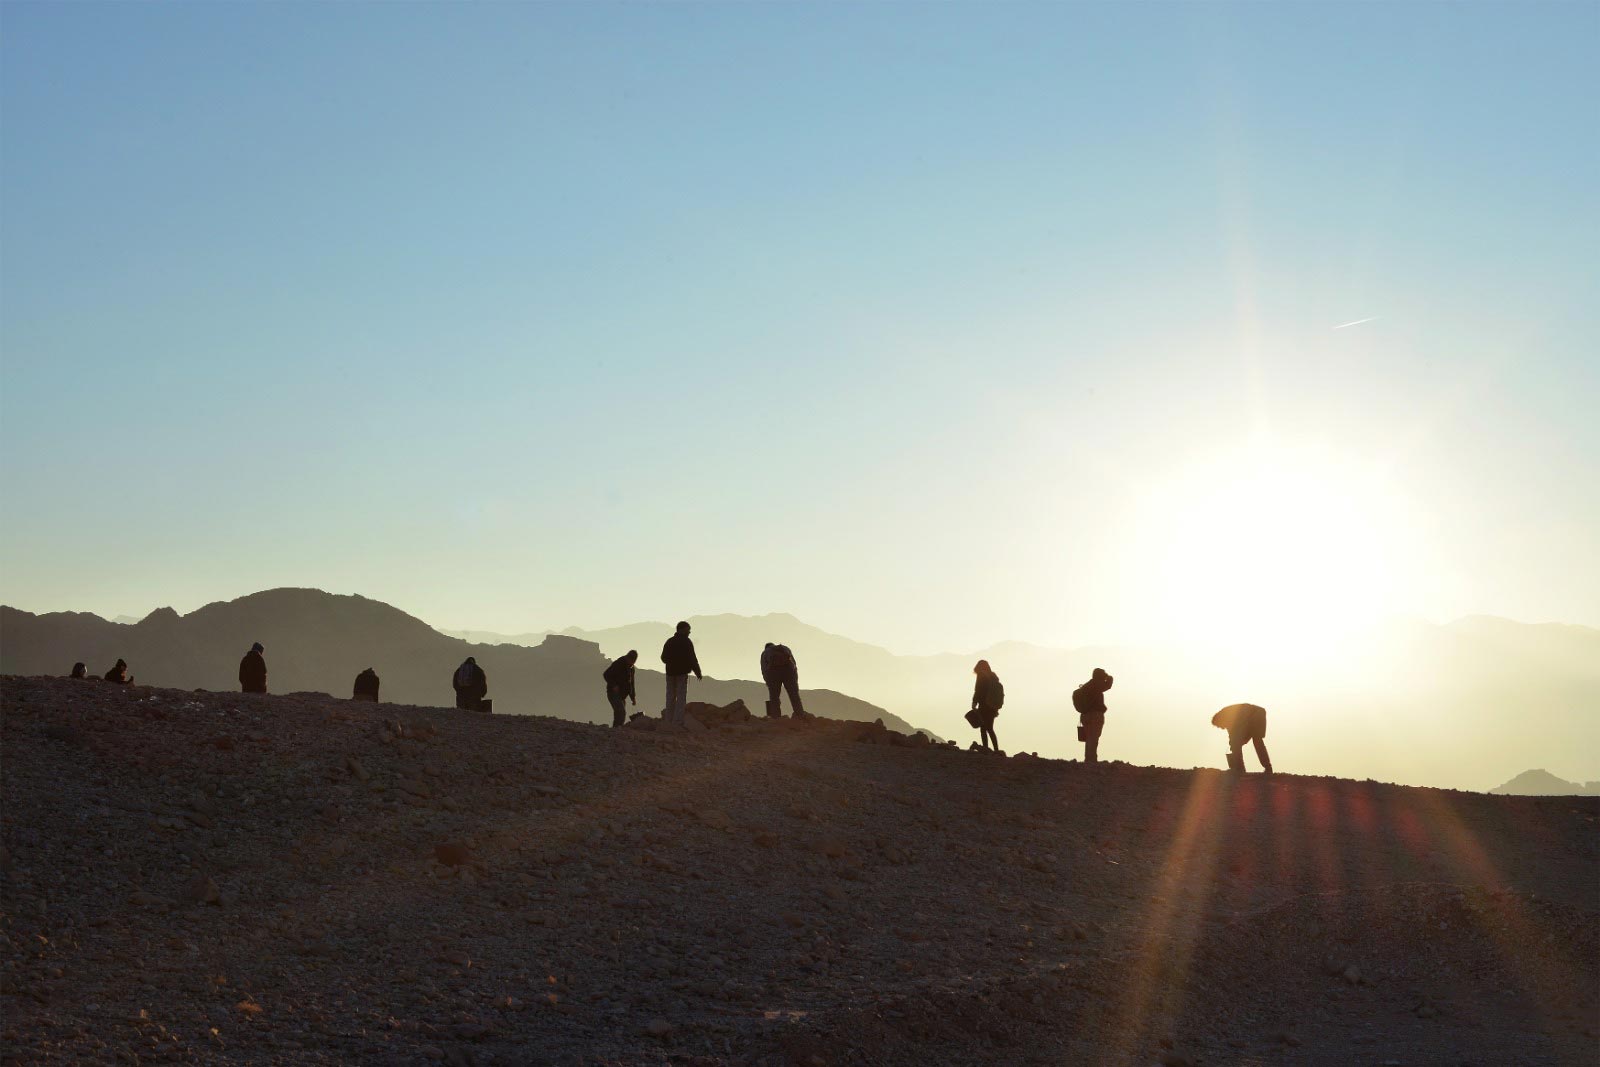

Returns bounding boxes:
[1132,438,1414,665]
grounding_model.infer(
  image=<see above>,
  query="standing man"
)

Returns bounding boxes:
[453,656,488,711]
[659,622,702,728]
[760,642,806,718]
[239,642,268,694]
[1212,703,1273,774]
[603,649,639,727]
[1072,667,1114,764]
[970,659,1004,752]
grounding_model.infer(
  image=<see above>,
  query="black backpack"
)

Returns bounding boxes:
[992,678,1004,710]
[1072,684,1092,714]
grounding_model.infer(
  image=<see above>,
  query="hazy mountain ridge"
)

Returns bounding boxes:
[1491,769,1600,796]
[0,590,927,736]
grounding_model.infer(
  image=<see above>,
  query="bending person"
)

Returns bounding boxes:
[1212,703,1273,775]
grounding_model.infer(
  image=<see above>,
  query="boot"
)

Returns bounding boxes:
[1226,751,1244,774]
[765,699,779,718]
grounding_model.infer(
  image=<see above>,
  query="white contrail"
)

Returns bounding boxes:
[1333,316,1377,330]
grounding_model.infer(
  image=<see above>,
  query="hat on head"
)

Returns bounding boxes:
[251,642,264,653]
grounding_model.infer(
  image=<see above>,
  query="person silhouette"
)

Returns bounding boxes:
[1072,668,1114,764]
[69,662,87,679]
[970,659,1004,752]
[659,622,702,727]
[452,656,488,711]
[352,667,380,702]
[239,642,267,694]
[1212,703,1273,774]
[103,659,133,684]
[603,650,639,727]
[760,642,806,718]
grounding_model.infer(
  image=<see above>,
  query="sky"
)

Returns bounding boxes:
[2,2,1596,656]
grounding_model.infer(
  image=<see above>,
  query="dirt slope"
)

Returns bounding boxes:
[2,676,1596,1066]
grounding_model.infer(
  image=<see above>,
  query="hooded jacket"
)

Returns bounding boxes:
[239,650,267,692]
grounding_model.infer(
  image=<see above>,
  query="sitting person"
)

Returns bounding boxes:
[103,659,133,684]
[69,662,87,679]
[452,656,488,711]
[352,667,380,702]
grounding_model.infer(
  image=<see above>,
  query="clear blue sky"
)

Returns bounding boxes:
[2,2,1596,653]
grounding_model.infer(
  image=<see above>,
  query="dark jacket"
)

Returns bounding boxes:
[1075,677,1110,717]
[453,661,487,696]
[603,658,636,700]
[760,644,797,682]
[660,634,701,678]
[353,668,380,700]
[973,672,1004,713]
[239,650,267,693]
[1216,703,1267,746]
[104,661,131,684]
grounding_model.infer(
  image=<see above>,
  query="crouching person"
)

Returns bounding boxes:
[453,656,489,711]
[352,667,380,702]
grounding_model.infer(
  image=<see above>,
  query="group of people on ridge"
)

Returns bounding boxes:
[596,623,812,730]
[66,627,1275,774]
[969,660,1271,773]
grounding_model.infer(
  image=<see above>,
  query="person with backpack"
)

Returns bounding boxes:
[659,622,702,727]
[1212,703,1273,775]
[352,667,380,702]
[1072,667,1114,764]
[103,659,133,684]
[452,656,488,711]
[603,650,638,727]
[969,659,1004,752]
[239,642,268,694]
[760,642,806,718]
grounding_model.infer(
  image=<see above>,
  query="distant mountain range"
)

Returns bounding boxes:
[450,612,1600,793]
[1490,769,1600,796]
[0,590,925,735]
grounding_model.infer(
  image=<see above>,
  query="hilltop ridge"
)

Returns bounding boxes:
[2,675,1595,1065]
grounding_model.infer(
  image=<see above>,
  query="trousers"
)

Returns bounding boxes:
[664,674,689,726]
[1081,714,1105,763]
[765,675,804,716]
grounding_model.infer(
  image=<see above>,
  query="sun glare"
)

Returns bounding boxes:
[1132,439,1413,666]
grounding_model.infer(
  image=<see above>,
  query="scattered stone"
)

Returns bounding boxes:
[435,843,474,867]
[185,876,221,906]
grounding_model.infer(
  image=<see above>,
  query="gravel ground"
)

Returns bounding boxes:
[2,675,1596,1066]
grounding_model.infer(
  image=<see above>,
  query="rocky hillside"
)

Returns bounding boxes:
[2,675,1596,1066]
[0,589,928,736]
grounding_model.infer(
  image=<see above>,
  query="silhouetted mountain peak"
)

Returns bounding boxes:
[137,607,180,626]
[1490,769,1600,796]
